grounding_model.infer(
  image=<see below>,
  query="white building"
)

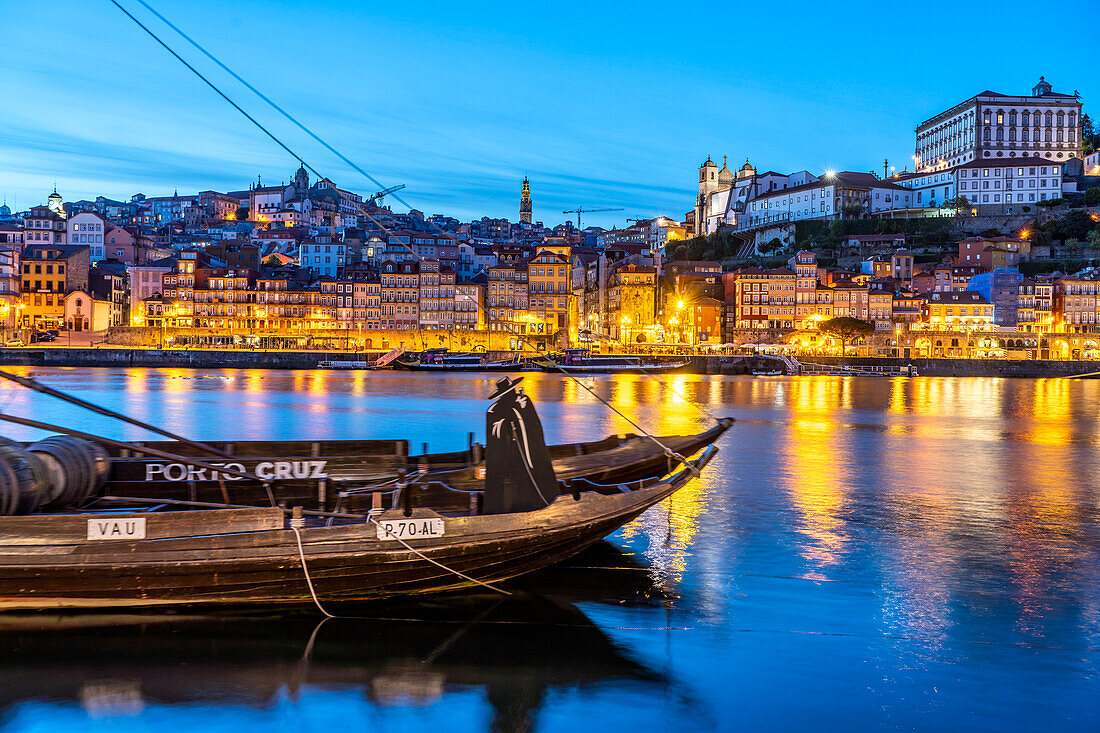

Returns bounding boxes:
[736,171,915,231]
[914,77,1082,172]
[893,169,957,209]
[955,157,1063,213]
[1085,151,1100,176]
[697,157,821,235]
[66,212,108,262]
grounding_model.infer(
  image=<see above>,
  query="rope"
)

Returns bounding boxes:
[539,362,700,476]
[368,517,511,596]
[289,523,336,618]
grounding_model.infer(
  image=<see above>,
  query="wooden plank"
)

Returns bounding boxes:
[0,508,284,546]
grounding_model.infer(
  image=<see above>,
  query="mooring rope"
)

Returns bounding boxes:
[289,522,337,618]
[288,515,510,619]
[367,517,512,596]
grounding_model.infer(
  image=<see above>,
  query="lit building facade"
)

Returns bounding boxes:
[914,77,1082,172]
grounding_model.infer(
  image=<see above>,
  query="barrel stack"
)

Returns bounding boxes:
[0,437,110,515]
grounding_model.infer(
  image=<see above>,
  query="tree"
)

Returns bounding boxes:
[1088,229,1100,249]
[760,237,783,255]
[841,204,864,218]
[1084,186,1100,206]
[943,196,971,219]
[819,317,875,356]
[263,255,282,267]
[1049,209,1096,242]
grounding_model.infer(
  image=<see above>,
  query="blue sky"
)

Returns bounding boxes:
[1,0,1094,228]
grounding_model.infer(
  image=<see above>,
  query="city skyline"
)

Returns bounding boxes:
[1,0,1095,227]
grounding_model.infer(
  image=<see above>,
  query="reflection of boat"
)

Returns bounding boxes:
[394,349,525,372]
[534,349,691,374]
[751,370,783,376]
[0,593,667,730]
[0,377,725,608]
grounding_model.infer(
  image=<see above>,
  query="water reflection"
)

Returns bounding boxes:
[0,594,665,732]
[0,369,1098,729]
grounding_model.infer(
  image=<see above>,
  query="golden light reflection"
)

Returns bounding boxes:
[782,378,852,580]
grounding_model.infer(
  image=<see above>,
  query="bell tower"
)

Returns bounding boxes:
[519,177,532,224]
[293,163,310,193]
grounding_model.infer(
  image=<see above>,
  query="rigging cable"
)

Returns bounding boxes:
[130,0,410,211]
[107,0,712,473]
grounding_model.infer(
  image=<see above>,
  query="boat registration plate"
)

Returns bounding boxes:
[376,518,445,541]
[87,517,147,541]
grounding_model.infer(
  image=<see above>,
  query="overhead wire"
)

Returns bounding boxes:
[107,0,716,470]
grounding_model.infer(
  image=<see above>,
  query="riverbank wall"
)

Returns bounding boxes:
[0,348,1095,377]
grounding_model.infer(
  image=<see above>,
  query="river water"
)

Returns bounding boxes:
[0,369,1098,732]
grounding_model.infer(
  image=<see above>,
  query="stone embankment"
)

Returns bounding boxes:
[0,348,1095,378]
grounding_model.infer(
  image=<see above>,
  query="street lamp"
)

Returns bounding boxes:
[620,315,631,350]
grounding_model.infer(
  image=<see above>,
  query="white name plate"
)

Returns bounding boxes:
[376,518,445,541]
[87,517,147,541]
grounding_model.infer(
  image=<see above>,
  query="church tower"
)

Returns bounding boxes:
[47,186,64,218]
[519,177,532,224]
[293,163,310,193]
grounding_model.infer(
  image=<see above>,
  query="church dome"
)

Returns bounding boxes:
[0,204,10,216]
[739,158,754,173]
[701,156,716,168]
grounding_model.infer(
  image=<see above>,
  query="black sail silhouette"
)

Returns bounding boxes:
[484,378,559,514]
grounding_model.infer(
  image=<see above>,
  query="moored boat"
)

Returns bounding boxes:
[394,349,526,372]
[96,418,731,515]
[533,349,691,374]
[0,376,724,609]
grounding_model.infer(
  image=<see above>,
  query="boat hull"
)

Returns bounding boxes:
[535,361,691,374]
[393,360,525,372]
[0,448,715,609]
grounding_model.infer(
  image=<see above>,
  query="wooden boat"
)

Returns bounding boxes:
[0,375,726,609]
[96,418,731,514]
[0,446,716,610]
[317,360,375,370]
[393,349,525,372]
[533,349,691,374]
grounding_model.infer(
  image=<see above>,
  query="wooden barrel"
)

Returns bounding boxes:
[27,436,111,508]
[0,439,49,515]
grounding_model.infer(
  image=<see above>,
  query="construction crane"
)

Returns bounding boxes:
[562,206,624,228]
[367,184,406,206]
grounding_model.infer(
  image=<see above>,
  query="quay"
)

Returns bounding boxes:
[1,347,1097,378]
